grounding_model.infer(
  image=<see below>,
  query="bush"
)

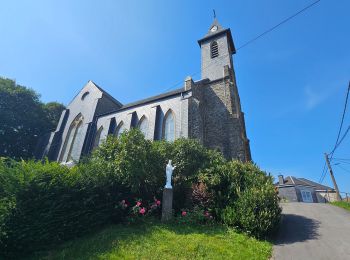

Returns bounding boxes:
[0,159,124,257]
[200,161,281,237]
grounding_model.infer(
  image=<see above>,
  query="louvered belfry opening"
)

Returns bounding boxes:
[211,41,219,58]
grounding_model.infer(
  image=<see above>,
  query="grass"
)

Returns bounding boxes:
[30,220,272,260]
[331,201,350,211]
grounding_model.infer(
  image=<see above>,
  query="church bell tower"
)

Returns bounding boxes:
[198,19,236,81]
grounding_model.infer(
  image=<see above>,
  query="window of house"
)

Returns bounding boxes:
[138,116,148,137]
[163,110,175,142]
[211,41,219,58]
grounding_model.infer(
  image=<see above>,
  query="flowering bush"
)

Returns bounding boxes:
[116,197,161,223]
[177,207,214,225]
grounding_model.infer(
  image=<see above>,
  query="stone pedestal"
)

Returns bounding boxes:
[161,188,173,222]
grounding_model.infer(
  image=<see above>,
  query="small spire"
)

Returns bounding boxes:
[213,9,216,19]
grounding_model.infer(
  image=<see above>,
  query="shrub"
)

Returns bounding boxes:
[176,207,214,225]
[0,159,124,257]
[200,161,281,237]
[153,139,225,211]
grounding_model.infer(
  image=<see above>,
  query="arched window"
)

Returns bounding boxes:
[93,126,103,148]
[210,41,219,58]
[163,110,175,142]
[59,114,84,162]
[115,121,126,137]
[138,116,148,137]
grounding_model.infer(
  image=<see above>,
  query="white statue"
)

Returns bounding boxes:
[165,160,176,189]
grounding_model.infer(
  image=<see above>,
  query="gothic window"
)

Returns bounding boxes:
[138,116,148,137]
[93,126,103,148]
[60,114,84,162]
[163,110,175,142]
[108,117,116,135]
[211,41,219,58]
[115,121,126,137]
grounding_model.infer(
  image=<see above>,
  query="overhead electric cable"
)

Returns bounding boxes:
[162,0,321,92]
[236,0,321,50]
[329,81,350,158]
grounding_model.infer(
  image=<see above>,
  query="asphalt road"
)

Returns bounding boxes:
[273,202,350,260]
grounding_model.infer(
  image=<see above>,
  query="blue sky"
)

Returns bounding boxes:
[1,0,349,192]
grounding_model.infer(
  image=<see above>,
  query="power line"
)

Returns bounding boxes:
[236,0,321,50]
[163,0,321,92]
[329,81,350,158]
[320,81,350,184]
[335,164,350,174]
[333,157,350,161]
[319,161,327,183]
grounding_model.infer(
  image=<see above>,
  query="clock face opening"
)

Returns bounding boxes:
[211,26,218,32]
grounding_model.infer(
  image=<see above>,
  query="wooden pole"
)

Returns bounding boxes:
[324,153,342,201]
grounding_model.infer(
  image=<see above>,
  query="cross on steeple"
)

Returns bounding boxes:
[213,9,216,19]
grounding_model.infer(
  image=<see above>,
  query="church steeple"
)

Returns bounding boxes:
[198,19,236,80]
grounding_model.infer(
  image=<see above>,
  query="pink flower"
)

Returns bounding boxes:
[182,211,187,216]
[156,200,161,206]
[139,207,146,214]
[136,201,141,207]
[204,211,210,217]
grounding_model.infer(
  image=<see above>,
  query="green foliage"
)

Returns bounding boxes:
[331,201,350,211]
[0,77,65,159]
[176,207,214,225]
[152,138,225,211]
[43,102,65,129]
[92,130,165,199]
[0,159,123,257]
[200,161,281,237]
[93,130,225,211]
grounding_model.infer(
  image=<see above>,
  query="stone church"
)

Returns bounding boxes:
[37,19,251,163]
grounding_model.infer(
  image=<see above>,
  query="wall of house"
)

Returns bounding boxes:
[317,192,338,202]
[278,186,298,202]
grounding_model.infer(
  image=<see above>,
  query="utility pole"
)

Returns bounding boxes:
[324,153,342,201]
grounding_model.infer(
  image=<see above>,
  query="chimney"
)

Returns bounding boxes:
[278,175,284,185]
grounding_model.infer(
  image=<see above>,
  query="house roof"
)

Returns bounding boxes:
[277,176,335,191]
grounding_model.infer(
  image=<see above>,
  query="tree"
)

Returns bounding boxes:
[0,77,65,159]
[43,102,65,130]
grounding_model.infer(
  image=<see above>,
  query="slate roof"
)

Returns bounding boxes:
[277,176,335,191]
[90,80,123,107]
[121,87,185,110]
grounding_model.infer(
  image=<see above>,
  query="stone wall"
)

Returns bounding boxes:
[189,66,250,161]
